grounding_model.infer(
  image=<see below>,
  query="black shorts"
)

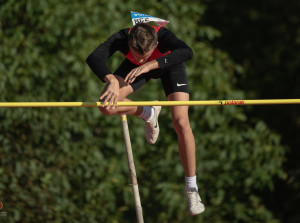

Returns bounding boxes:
[114,59,189,97]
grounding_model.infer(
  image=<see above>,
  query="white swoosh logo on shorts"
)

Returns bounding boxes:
[177,83,187,87]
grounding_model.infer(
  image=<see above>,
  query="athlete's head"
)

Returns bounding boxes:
[128,23,158,56]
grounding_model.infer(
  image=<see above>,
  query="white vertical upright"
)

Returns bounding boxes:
[120,115,144,223]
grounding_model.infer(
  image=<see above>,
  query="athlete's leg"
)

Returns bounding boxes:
[168,92,205,215]
[160,62,204,215]
[167,92,196,177]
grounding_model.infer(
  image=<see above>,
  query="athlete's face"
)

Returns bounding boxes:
[130,42,158,64]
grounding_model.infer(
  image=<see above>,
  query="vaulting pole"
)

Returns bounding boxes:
[120,115,144,223]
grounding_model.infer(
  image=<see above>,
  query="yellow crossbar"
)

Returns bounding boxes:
[0,99,300,107]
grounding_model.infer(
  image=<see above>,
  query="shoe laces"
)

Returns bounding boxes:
[187,191,200,206]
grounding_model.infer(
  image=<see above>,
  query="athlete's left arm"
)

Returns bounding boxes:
[124,60,159,84]
[155,27,194,69]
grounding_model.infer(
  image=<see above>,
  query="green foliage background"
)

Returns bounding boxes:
[0,0,297,222]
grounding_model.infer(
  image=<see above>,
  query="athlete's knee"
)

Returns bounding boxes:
[98,106,114,116]
[173,118,191,135]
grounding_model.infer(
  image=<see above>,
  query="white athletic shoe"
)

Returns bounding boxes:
[186,188,205,216]
[145,105,161,144]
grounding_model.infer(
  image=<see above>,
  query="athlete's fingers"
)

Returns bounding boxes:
[102,94,110,108]
[104,88,115,105]
[125,68,138,83]
[100,94,109,106]
[128,70,139,84]
[106,88,119,109]
[126,64,149,83]
[124,70,132,82]
[111,96,118,110]
[107,98,113,109]
[107,90,117,109]
[125,73,133,83]
[128,75,136,84]
[111,95,118,110]
[130,66,148,83]
[100,85,113,100]
[100,85,116,106]
[108,96,116,109]
[99,89,108,100]
[100,90,112,107]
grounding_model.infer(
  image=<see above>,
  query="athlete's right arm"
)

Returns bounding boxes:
[86,29,129,81]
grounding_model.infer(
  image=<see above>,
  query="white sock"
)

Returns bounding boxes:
[185,175,198,191]
[138,106,154,122]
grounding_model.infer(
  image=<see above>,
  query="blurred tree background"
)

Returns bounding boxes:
[203,0,300,222]
[0,0,298,222]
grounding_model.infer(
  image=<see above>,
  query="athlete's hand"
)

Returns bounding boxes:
[125,60,160,84]
[100,74,119,110]
[125,63,150,84]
